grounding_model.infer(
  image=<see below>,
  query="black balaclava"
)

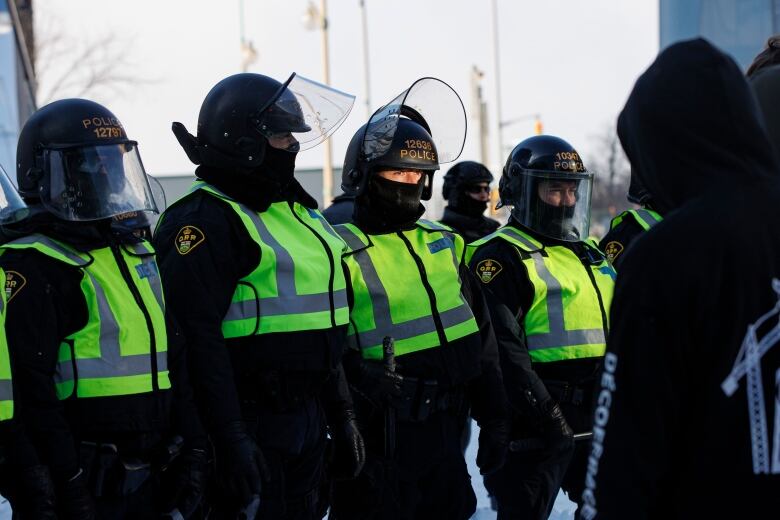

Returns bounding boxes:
[534,200,576,239]
[173,121,314,212]
[354,174,425,233]
[452,187,489,217]
[195,144,316,213]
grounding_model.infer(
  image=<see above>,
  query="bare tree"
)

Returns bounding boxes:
[33,12,148,106]
[586,122,633,236]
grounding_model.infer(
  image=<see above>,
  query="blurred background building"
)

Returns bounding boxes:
[660,0,780,70]
[0,0,35,175]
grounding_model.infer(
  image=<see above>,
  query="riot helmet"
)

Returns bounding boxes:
[341,77,467,201]
[499,135,593,241]
[442,161,493,200]
[16,98,157,222]
[172,72,355,169]
[442,160,494,217]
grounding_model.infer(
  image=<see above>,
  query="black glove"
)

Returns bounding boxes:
[537,400,574,445]
[476,420,509,476]
[57,468,97,520]
[330,415,366,479]
[355,359,404,406]
[161,447,208,519]
[16,464,58,519]
[214,421,270,506]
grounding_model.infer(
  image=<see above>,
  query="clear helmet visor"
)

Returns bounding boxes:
[0,163,28,224]
[510,170,593,242]
[362,77,466,164]
[41,142,157,221]
[255,73,355,152]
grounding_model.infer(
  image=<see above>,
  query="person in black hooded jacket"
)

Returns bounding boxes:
[440,161,500,243]
[581,39,780,520]
[154,73,365,519]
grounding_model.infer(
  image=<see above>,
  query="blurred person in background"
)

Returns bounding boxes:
[440,161,500,243]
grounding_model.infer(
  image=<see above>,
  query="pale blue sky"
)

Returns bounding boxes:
[36,0,659,176]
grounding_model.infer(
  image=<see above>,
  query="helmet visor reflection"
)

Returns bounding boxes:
[255,73,355,152]
[41,143,157,221]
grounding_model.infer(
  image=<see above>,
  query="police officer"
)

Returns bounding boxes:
[155,72,365,519]
[598,171,662,269]
[440,160,500,242]
[329,78,509,520]
[0,99,206,518]
[466,135,615,520]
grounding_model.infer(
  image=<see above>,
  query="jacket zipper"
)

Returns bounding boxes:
[289,203,337,327]
[110,243,159,392]
[397,231,448,347]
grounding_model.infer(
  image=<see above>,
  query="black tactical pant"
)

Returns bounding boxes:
[330,407,476,520]
[209,396,327,520]
[484,384,593,520]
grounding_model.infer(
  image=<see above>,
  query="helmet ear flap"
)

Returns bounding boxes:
[342,167,363,194]
[20,166,43,196]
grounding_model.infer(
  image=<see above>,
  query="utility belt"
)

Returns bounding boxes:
[78,435,181,498]
[241,370,328,413]
[544,379,590,406]
[394,377,467,423]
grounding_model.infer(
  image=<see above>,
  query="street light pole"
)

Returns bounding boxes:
[360,0,372,119]
[319,0,334,206]
[491,0,503,171]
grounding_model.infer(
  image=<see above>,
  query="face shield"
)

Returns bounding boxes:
[362,77,467,165]
[254,73,355,152]
[0,164,28,225]
[40,142,157,221]
[510,170,593,241]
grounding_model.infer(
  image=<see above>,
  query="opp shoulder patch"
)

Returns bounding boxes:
[175,226,205,255]
[475,259,502,283]
[603,241,624,262]
[5,271,27,302]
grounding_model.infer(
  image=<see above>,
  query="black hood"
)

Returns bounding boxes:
[618,38,779,215]
[749,64,780,163]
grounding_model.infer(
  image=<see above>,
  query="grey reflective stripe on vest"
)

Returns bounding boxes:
[0,380,11,400]
[525,251,606,350]
[500,227,542,251]
[338,225,474,348]
[634,209,661,229]
[336,226,367,252]
[55,268,168,383]
[223,199,347,320]
[306,207,345,244]
[224,291,346,320]
[11,235,89,266]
